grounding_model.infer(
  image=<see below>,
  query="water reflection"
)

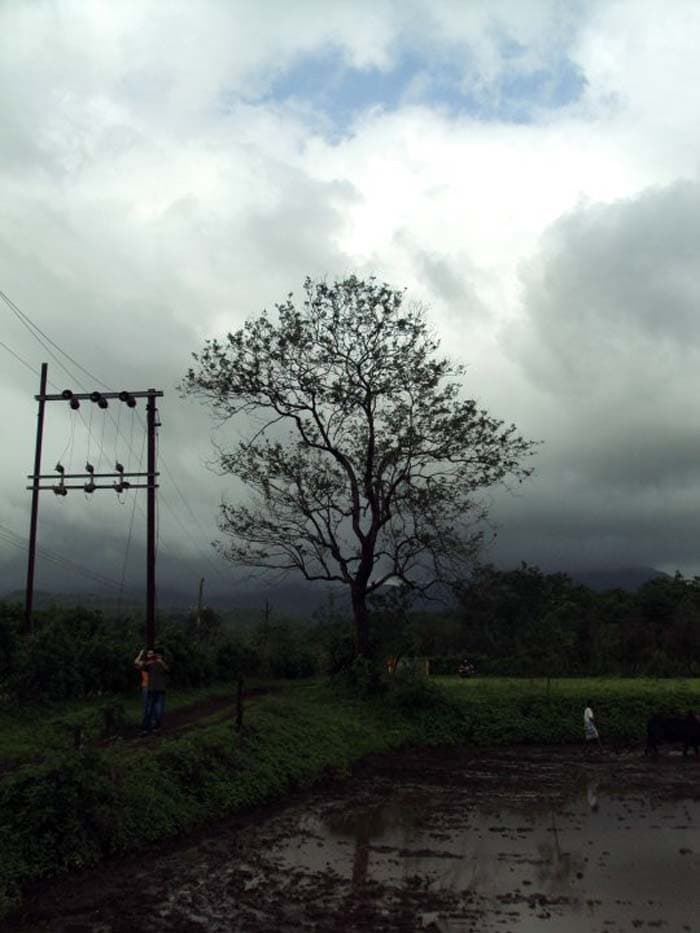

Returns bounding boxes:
[534,808,585,893]
[319,790,591,895]
[586,780,599,812]
[279,780,700,930]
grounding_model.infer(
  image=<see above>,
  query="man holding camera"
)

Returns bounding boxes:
[135,648,170,735]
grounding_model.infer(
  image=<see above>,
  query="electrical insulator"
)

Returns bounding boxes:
[55,463,65,474]
[115,461,124,473]
[70,397,80,410]
[84,480,96,494]
[114,482,124,494]
[61,389,72,399]
[98,398,108,409]
[52,484,67,497]
[85,462,95,474]
[119,391,137,408]
[90,391,101,403]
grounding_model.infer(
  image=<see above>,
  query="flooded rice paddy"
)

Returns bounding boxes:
[8,745,700,932]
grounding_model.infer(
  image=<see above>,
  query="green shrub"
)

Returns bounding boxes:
[332,657,387,699]
[0,603,21,681]
[428,656,462,676]
[0,748,115,894]
[216,637,260,681]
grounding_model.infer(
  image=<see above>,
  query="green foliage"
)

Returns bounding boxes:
[454,565,700,677]
[215,637,260,681]
[312,595,355,674]
[50,701,127,745]
[440,676,700,743]
[332,657,387,699]
[0,748,114,890]
[10,607,131,700]
[313,619,355,675]
[519,606,576,685]
[428,655,463,676]
[0,602,272,703]
[0,603,22,682]
[157,622,216,687]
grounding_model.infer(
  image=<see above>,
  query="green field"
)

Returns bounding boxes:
[3,675,700,765]
[439,675,700,699]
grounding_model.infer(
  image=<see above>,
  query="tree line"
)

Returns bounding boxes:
[2,562,698,702]
[0,602,315,702]
[422,564,700,678]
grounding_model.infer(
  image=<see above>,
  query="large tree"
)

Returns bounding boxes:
[182,276,536,656]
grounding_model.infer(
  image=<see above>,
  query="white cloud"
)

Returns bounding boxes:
[3,0,700,591]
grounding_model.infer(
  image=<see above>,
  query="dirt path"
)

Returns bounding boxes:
[0,686,271,776]
[112,685,270,743]
[5,744,700,932]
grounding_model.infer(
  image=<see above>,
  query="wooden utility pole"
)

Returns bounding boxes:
[146,389,158,649]
[196,576,205,636]
[25,362,48,633]
[25,366,163,648]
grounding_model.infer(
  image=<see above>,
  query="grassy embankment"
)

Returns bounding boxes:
[0,681,274,767]
[2,675,700,916]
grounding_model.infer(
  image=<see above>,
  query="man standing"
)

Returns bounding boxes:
[134,648,149,721]
[137,648,170,735]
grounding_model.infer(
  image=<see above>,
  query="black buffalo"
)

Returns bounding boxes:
[645,712,700,757]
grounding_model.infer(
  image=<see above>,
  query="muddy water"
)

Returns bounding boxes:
[280,785,700,931]
[7,747,700,932]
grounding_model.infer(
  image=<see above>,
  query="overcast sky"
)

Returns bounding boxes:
[2,0,699,602]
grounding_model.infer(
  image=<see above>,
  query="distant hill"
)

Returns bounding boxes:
[567,566,669,592]
[1,589,144,612]
[0,581,344,619]
[2,566,672,616]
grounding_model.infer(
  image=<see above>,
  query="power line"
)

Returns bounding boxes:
[1,297,90,393]
[117,423,147,617]
[0,522,137,594]
[0,340,40,377]
[138,411,229,582]
[1,286,229,585]
[0,289,111,391]
[0,523,125,590]
[0,339,63,395]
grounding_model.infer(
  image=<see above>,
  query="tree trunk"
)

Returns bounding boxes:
[351,585,371,658]
[235,675,244,732]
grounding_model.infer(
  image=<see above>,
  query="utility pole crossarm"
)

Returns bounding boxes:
[24,366,163,650]
[36,390,164,401]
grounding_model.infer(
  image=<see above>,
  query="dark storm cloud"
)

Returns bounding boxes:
[491,181,700,573]
[5,0,700,599]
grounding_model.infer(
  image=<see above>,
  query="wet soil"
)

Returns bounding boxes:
[6,744,700,932]
[115,686,269,743]
[0,688,268,776]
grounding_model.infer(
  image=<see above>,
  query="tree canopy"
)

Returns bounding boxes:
[182,276,537,655]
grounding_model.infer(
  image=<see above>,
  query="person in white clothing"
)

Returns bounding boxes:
[584,702,601,748]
